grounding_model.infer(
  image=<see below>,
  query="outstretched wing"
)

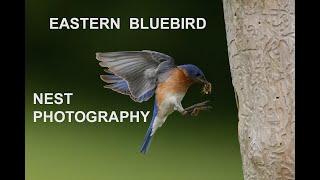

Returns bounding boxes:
[96,50,176,101]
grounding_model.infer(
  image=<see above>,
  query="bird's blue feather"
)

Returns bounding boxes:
[178,64,205,80]
[112,80,129,90]
[140,99,158,154]
[136,88,155,102]
[104,74,155,102]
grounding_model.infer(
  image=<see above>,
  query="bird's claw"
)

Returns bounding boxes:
[183,101,212,116]
[190,106,212,116]
[184,100,210,111]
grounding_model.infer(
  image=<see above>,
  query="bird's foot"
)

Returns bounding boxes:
[183,101,212,116]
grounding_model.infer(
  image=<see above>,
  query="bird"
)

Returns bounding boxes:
[96,50,212,154]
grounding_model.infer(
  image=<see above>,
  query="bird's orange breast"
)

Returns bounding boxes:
[155,68,194,106]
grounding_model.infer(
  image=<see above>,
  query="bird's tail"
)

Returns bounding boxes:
[140,99,158,154]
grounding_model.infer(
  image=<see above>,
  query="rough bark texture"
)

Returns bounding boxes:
[222,0,295,179]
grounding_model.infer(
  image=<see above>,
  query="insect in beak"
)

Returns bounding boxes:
[197,76,212,94]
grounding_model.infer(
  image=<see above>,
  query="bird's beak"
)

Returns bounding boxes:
[197,76,212,94]
[197,76,208,84]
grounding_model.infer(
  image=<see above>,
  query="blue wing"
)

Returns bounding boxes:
[96,50,176,101]
[140,99,158,154]
[100,73,154,102]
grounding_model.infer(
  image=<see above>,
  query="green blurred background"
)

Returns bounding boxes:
[26,0,243,179]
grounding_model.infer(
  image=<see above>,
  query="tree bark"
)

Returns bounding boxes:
[222,0,295,179]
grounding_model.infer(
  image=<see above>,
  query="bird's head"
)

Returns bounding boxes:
[178,64,212,94]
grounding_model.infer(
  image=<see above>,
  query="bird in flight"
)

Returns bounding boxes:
[96,50,212,154]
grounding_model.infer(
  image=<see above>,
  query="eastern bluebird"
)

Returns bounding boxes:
[96,50,212,154]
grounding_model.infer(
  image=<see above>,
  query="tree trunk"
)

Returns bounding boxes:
[222,0,295,179]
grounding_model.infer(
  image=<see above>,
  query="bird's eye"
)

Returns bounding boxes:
[195,72,200,76]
